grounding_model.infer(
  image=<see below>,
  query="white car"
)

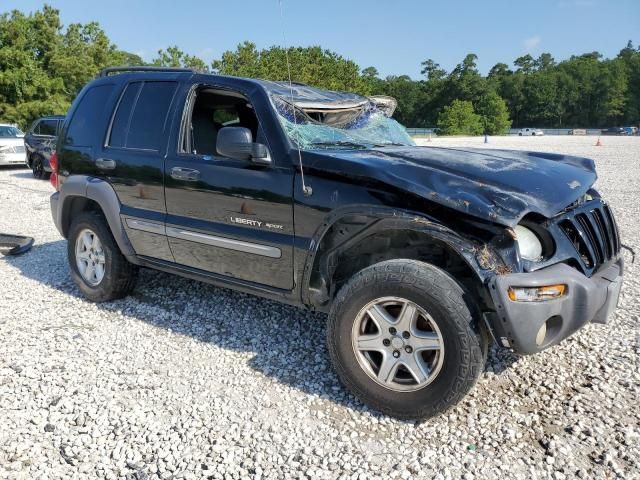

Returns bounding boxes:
[0,124,27,166]
[518,128,545,136]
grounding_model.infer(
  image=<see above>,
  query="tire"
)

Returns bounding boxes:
[67,211,138,302]
[327,259,487,420]
[32,155,49,179]
[518,133,522,136]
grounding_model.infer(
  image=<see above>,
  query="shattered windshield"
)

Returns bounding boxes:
[272,96,415,150]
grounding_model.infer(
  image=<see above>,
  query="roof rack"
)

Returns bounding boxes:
[98,66,196,77]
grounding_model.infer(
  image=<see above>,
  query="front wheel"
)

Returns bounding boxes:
[327,259,487,420]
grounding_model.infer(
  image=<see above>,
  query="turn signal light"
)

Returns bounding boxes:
[508,284,566,302]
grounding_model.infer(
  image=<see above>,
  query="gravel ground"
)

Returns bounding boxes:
[0,136,638,480]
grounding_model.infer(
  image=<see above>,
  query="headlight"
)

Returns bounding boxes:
[514,225,543,261]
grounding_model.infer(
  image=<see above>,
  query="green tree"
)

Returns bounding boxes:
[420,59,446,81]
[153,46,208,71]
[476,91,511,134]
[212,42,369,94]
[1,5,639,131]
[373,75,425,126]
[617,41,640,124]
[437,100,483,135]
[514,54,535,74]
[0,6,144,128]
[361,66,379,79]
[534,53,556,70]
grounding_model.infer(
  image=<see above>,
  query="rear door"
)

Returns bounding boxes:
[163,84,295,290]
[96,80,180,262]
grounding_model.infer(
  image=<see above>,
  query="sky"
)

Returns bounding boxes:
[3,0,640,78]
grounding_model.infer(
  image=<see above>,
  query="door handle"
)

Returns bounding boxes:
[171,167,200,181]
[95,158,116,170]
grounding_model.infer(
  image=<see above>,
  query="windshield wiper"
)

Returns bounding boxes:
[372,142,409,147]
[308,141,372,149]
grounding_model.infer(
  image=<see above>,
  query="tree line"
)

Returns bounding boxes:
[1,6,638,134]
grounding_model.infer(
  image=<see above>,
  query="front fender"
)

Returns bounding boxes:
[301,206,506,307]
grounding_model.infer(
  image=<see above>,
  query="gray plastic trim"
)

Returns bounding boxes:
[53,175,135,256]
[488,259,623,354]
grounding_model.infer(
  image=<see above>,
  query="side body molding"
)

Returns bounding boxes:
[54,175,136,257]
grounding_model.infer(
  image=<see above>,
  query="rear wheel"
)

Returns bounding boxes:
[32,156,48,179]
[327,259,487,419]
[68,211,138,302]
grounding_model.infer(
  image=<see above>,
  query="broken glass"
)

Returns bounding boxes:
[271,95,415,150]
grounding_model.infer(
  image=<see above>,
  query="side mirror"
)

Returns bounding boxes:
[216,127,271,165]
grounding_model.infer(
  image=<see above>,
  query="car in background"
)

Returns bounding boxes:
[601,127,626,136]
[0,124,27,167]
[24,115,65,179]
[518,128,544,136]
[622,126,638,136]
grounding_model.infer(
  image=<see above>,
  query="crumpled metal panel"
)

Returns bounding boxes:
[261,81,596,226]
[259,80,368,109]
[302,146,597,227]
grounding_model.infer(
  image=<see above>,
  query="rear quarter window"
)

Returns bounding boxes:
[108,81,178,151]
[65,84,115,147]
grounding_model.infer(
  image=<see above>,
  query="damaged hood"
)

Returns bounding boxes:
[308,146,597,226]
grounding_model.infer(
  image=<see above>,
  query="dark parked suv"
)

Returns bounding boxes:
[25,115,65,179]
[49,67,624,419]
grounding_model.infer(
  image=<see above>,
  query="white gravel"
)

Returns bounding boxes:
[0,136,638,479]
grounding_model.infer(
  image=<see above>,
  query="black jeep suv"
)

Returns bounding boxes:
[25,115,65,179]
[49,67,623,419]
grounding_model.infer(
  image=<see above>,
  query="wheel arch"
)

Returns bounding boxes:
[57,176,135,257]
[302,207,497,313]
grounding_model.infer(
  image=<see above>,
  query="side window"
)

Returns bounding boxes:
[31,121,41,135]
[186,88,260,156]
[65,84,115,147]
[108,81,177,151]
[39,120,58,136]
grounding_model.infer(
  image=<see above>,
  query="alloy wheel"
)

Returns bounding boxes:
[351,296,445,392]
[75,228,106,286]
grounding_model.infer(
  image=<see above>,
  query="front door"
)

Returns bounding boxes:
[164,85,295,290]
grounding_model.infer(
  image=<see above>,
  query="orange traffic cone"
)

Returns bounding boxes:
[595,136,603,146]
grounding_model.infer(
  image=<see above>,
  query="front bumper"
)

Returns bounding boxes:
[487,258,623,354]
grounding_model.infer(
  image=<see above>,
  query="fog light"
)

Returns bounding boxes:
[507,284,566,302]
